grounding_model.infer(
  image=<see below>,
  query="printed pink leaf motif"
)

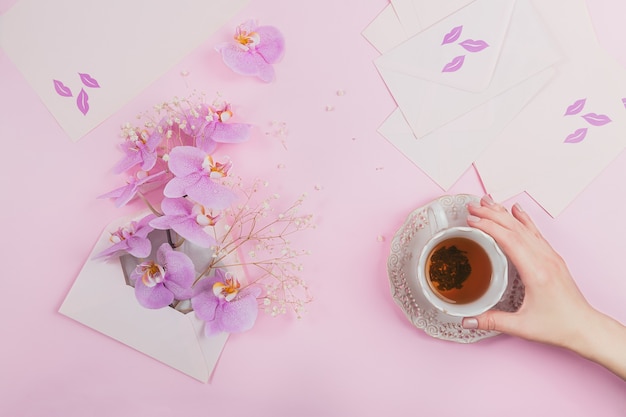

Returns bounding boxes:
[77,88,90,115]
[581,112,612,126]
[622,98,626,109]
[442,26,463,45]
[564,127,588,143]
[564,99,586,116]
[53,80,73,97]
[79,72,100,88]
[442,55,465,73]
[459,39,489,52]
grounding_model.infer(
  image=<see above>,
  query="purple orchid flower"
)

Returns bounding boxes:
[113,122,165,174]
[93,214,156,260]
[191,269,261,336]
[98,170,167,207]
[149,197,219,248]
[181,102,251,153]
[216,19,285,83]
[163,146,235,209]
[130,243,195,309]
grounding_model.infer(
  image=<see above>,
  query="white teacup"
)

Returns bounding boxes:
[416,201,508,317]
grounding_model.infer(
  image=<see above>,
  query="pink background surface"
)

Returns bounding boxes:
[1,0,625,415]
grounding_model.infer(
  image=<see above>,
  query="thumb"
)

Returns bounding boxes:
[462,309,518,334]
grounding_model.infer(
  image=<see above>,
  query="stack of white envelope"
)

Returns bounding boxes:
[365,0,626,216]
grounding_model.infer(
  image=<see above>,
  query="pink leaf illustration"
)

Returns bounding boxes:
[79,72,100,88]
[77,88,90,115]
[581,112,612,126]
[564,99,586,116]
[622,98,626,109]
[442,26,463,45]
[459,39,489,52]
[442,55,465,73]
[564,128,588,143]
[53,80,73,97]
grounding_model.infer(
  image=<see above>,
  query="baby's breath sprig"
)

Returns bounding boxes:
[199,177,314,318]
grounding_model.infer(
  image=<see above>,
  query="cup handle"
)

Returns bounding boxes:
[427,201,448,235]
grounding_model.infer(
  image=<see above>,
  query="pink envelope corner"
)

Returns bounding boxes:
[58,214,229,383]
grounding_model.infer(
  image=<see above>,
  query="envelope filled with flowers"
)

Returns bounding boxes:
[60,90,313,382]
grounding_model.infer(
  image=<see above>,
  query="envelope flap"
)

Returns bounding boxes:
[378,0,516,92]
[59,214,229,382]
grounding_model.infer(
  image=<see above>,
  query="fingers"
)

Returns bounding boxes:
[466,196,539,270]
[467,196,545,244]
[462,310,519,335]
[470,195,516,229]
[511,203,543,238]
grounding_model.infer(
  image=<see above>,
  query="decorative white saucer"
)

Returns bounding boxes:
[387,194,525,343]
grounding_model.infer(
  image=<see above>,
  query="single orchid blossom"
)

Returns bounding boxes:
[93,214,156,260]
[130,243,195,309]
[163,146,236,209]
[216,19,285,83]
[113,122,164,173]
[149,197,219,248]
[191,269,261,336]
[98,170,167,207]
[181,102,251,153]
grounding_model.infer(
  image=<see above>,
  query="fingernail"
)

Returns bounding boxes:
[467,214,481,223]
[482,194,495,205]
[462,317,479,329]
[513,203,524,212]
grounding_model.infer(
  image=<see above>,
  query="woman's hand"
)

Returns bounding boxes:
[463,196,626,380]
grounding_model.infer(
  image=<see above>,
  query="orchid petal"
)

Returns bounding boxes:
[185,177,236,210]
[255,25,285,64]
[195,122,218,152]
[213,291,259,334]
[149,214,187,230]
[161,197,193,216]
[113,153,143,174]
[170,219,217,248]
[217,44,276,82]
[92,240,130,260]
[136,214,157,229]
[97,185,126,200]
[157,244,195,294]
[113,183,139,207]
[191,277,221,321]
[167,146,206,177]
[211,122,251,144]
[140,148,158,171]
[163,174,202,199]
[125,236,152,258]
[134,281,174,309]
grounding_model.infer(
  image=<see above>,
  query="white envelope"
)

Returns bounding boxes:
[59,215,229,383]
[390,0,476,37]
[0,0,249,141]
[473,0,626,216]
[379,66,555,189]
[362,5,409,54]
[375,0,561,139]
[474,53,626,216]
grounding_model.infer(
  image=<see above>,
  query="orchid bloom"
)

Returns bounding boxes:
[163,146,235,209]
[216,19,285,83]
[130,243,195,309]
[181,102,251,153]
[149,197,219,248]
[191,269,261,336]
[113,122,164,174]
[93,214,156,260]
[98,170,167,207]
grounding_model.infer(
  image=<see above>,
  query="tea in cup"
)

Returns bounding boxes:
[416,201,508,317]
